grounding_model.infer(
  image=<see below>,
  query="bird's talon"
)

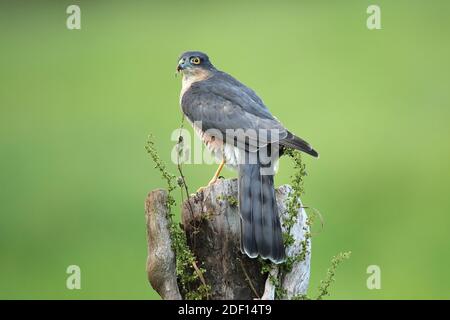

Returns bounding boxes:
[196,177,221,194]
[207,178,218,187]
[196,186,206,194]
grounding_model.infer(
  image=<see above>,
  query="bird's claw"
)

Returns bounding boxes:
[196,176,221,194]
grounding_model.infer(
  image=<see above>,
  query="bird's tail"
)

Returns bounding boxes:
[238,160,285,264]
[281,131,319,158]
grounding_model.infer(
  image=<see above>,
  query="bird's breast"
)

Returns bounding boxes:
[179,76,193,104]
[179,70,212,104]
[189,120,240,170]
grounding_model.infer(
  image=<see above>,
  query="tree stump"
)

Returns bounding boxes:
[145,178,311,300]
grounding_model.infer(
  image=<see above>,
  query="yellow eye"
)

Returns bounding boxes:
[190,57,201,65]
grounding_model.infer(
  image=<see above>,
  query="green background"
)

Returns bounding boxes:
[1,0,449,299]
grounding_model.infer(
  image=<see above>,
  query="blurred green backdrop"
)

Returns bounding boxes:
[1,0,449,299]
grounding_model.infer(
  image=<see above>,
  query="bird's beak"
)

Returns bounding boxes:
[175,65,183,78]
[176,58,186,73]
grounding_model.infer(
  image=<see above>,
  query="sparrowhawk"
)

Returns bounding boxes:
[176,51,318,264]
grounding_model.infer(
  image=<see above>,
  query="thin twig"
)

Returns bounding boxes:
[192,261,209,299]
[301,206,324,235]
[176,116,195,218]
[238,258,260,299]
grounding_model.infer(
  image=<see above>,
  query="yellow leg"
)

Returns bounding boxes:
[196,159,225,193]
[208,159,225,185]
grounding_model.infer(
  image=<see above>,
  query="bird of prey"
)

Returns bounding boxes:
[176,51,318,263]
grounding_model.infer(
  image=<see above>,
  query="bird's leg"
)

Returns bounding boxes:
[208,159,225,185]
[196,159,225,193]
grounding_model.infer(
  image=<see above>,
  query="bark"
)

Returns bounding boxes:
[145,189,182,300]
[145,179,311,300]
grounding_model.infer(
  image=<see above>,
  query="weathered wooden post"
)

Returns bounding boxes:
[145,178,311,300]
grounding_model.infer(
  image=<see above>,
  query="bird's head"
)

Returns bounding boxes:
[176,51,214,76]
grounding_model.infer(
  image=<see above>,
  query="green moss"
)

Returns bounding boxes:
[271,274,287,298]
[185,283,211,300]
[217,195,239,207]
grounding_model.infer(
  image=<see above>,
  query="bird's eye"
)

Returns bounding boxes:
[190,57,201,65]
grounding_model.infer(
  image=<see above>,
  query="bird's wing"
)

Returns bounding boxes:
[181,75,287,150]
[213,71,272,119]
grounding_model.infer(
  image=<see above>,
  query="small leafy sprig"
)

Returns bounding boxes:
[261,148,350,300]
[316,251,351,300]
[145,134,210,299]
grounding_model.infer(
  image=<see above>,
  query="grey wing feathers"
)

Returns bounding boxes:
[181,74,288,149]
[213,71,271,119]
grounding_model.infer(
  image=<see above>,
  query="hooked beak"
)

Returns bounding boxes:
[176,58,187,73]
